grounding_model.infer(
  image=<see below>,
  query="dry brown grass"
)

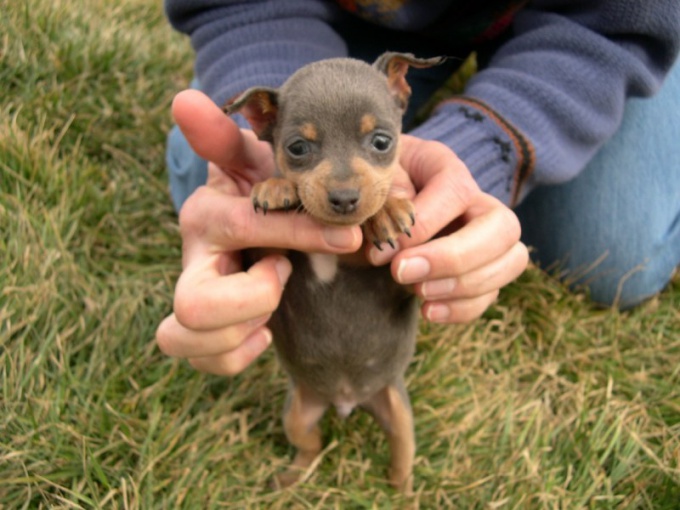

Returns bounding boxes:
[2,1,678,508]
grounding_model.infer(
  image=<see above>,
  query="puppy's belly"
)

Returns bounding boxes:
[269,251,419,408]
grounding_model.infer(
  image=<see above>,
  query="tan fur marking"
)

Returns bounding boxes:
[255,91,276,114]
[315,160,333,172]
[296,160,334,221]
[360,114,377,135]
[275,149,294,179]
[300,122,318,141]
[277,383,327,488]
[350,156,394,219]
[361,385,415,493]
[385,385,415,492]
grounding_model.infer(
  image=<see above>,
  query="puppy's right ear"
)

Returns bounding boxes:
[223,87,279,142]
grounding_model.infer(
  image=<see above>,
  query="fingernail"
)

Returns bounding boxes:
[369,241,400,266]
[260,328,273,347]
[323,227,358,249]
[421,277,456,299]
[247,328,273,353]
[426,303,450,322]
[396,256,430,284]
[274,257,292,285]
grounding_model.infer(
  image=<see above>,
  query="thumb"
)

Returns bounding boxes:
[247,254,293,290]
[171,89,274,180]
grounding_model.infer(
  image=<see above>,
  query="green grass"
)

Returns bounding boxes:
[1,1,679,508]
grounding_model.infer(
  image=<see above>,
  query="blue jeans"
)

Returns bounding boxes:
[515,61,680,308]
[166,63,680,310]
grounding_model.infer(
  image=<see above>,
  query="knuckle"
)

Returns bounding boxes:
[259,277,284,313]
[219,366,241,376]
[178,186,212,236]
[248,262,287,312]
[515,242,530,270]
[214,354,246,376]
[173,292,206,330]
[449,177,477,211]
[454,291,499,323]
[219,327,245,352]
[440,244,466,275]
[179,187,253,247]
[155,318,178,356]
[501,207,522,244]
[457,305,484,323]
[216,203,252,244]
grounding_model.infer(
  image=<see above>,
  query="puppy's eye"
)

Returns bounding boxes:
[286,140,311,158]
[370,133,393,152]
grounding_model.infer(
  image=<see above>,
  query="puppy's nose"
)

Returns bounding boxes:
[328,188,360,214]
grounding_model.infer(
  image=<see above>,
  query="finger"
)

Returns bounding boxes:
[179,186,362,264]
[367,137,479,265]
[172,89,274,180]
[415,242,529,300]
[422,290,499,324]
[188,327,273,376]
[400,136,479,245]
[393,204,523,284]
[173,255,291,331]
[156,312,271,358]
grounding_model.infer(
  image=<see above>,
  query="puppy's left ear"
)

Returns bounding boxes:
[223,87,279,142]
[373,52,446,111]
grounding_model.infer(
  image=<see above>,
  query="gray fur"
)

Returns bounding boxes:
[269,251,419,409]
[230,52,443,489]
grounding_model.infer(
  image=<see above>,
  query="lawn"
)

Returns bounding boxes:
[1,1,679,508]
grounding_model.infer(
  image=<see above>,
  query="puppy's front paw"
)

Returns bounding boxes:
[363,196,415,249]
[251,178,300,214]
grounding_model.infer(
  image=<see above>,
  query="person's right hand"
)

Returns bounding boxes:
[155,90,362,375]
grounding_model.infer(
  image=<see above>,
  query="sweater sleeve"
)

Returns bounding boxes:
[410,0,680,206]
[164,0,347,108]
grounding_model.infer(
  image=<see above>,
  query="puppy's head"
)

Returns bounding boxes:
[226,52,443,226]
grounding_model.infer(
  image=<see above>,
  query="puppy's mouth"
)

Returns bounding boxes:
[301,195,382,227]
[306,205,374,227]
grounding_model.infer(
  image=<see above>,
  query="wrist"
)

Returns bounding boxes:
[410,97,535,206]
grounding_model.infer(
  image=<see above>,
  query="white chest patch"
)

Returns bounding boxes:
[307,253,339,283]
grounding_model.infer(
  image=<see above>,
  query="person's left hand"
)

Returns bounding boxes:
[368,135,529,323]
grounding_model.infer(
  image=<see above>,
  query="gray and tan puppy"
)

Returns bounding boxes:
[225,52,443,492]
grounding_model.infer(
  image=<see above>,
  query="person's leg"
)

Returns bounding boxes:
[516,61,680,309]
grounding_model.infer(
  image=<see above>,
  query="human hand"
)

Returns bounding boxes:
[155,90,362,375]
[368,135,529,323]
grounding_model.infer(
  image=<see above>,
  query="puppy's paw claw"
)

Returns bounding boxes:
[363,197,416,249]
[251,178,300,214]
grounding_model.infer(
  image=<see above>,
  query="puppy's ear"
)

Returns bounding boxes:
[223,87,279,142]
[373,53,445,112]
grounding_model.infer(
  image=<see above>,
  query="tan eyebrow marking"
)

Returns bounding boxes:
[360,114,377,135]
[300,122,318,141]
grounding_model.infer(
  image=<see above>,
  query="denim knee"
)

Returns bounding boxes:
[166,124,208,213]
[563,221,678,309]
[516,61,680,309]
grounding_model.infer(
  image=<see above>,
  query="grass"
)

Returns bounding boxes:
[1,1,679,508]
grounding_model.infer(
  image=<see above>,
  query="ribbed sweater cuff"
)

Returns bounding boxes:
[410,97,535,206]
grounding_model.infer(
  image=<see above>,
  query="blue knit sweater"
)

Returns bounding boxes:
[165,0,680,205]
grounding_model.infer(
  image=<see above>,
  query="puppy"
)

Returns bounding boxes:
[225,52,443,492]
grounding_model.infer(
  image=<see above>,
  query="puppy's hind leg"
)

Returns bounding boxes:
[362,379,415,493]
[274,381,328,489]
